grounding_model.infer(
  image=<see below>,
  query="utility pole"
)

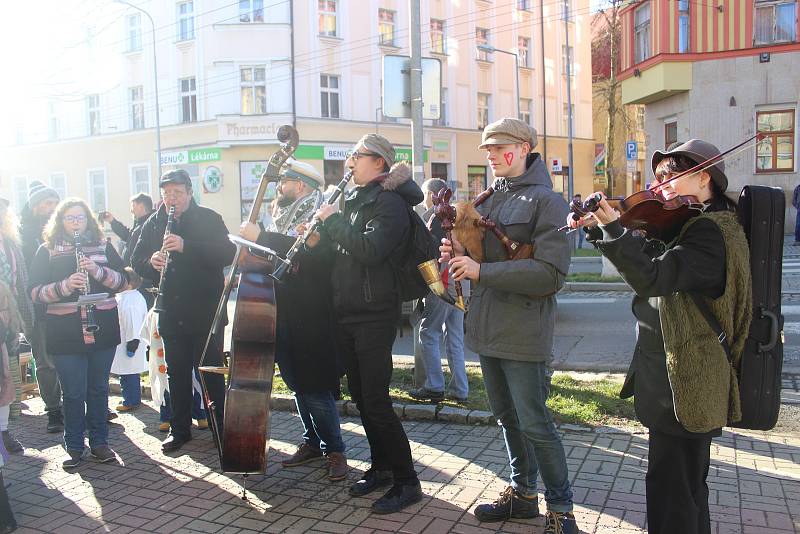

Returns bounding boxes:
[564,0,575,201]
[539,0,548,162]
[409,0,424,184]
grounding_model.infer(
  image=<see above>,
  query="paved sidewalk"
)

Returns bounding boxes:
[4,397,799,533]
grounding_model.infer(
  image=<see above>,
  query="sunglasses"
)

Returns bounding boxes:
[348,150,381,161]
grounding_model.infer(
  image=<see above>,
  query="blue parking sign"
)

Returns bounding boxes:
[626,141,637,160]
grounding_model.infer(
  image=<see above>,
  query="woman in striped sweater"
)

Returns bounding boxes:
[29,199,129,470]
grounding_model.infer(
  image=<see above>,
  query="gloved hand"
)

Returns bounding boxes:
[126,339,140,357]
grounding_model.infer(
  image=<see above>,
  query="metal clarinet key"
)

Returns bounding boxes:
[153,206,176,313]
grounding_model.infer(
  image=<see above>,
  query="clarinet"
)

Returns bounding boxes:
[73,231,100,334]
[271,171,352,281]
[153,206,176,313]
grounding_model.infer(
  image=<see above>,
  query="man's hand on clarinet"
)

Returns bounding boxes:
[162,234,184,253]
[296,223,320,248]
[150,251,167,271]
[239,222,259,242]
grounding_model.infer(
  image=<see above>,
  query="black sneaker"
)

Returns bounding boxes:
[544,511,578,534]
[409,387,444,403]
[474,486,539,522]
[348,469,393,497]
[371,482,423,514]
[90,446,117,464]
[1,431,23,454]
[62,449,84,470]
[47,410,64,433]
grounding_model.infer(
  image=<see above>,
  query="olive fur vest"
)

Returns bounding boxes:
[659,211,752,433]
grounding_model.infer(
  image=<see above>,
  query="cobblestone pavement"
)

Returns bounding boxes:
[4,396,800,534]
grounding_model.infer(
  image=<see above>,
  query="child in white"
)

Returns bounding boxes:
[111,289,148,411]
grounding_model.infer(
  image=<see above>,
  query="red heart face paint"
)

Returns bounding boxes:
[503,152,514,166]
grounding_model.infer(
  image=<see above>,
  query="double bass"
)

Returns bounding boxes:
[199,125,299,480]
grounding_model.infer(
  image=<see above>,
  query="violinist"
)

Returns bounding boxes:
[568,139,752,534]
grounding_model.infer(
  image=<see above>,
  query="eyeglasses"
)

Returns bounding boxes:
[64,215,87,223]
[347,150,380,162]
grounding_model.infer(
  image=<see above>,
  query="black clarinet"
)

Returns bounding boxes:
[153,206,176,313]
[270,171,352,281]
[73,231,100,333]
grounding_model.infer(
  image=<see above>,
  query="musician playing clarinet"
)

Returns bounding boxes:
[132,170,235,454]
[440,119,577,534]
[28,198,130,470]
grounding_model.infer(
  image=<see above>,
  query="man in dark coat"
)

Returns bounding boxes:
[131,170,235,453]
[309,134,423,514]
[239,159,346,481]
[18,181,63,433]
[792,183,800,244]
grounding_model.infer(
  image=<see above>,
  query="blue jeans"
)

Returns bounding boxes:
[479,355,573,512]
[119,374,141,406]
[418,296,468,398]
[295,391,345,454]
[52,348,116,451]
[159,372,206,423]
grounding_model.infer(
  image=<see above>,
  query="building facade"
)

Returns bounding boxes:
[1,0,594,232]
[619,0,800,226]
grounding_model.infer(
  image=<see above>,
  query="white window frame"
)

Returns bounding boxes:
[378,9,396,46]
[87,94,100,136]
[129,163,152,196]
[12,177,28,211]
[755,106,797,173]
[477,93,490,129]
[87,168,108,213]
[320,74,340,119]
[177,1,195,41]
[754,0,797,44]
[520,98,532,125]
[562,45,575,75]
[49,172,68,200]
[678,0,690,52]
[240,66,267,115]
[180,76,197,123]
[476,28,492,61]
[319,0,338,37]
[518,0,531,10]
[127,13,142,52]
[634,2,651,63]
[431,19,446,54]
[239,0,264,23]
[518,36,531,67]
[130,86,144,130]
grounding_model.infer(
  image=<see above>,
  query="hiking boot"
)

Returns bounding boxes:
[544,511,578,534]
[158,421,171,432]
[47,410,64,433]
[1,431,23,454]
[281,443,323,467]
[196,418,209,430]
[348,469,393,497]
[409,387,444,403]
[62,449,84,470]
[445,392,468,403]
[326,452,348,481]
[474,486,539,522]
[90,446,117,464]
[371,482,423,514]
[115,404,139,412]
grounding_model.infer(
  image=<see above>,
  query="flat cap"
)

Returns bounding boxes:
[479,118,538,149]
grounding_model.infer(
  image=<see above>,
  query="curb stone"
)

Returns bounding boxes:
[467,410,495,425]
[436,405,471,424]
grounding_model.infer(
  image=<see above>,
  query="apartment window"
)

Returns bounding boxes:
[180,77,197,123]
[131,166,151,195]
[563,103,575,133]
[634,2,651,63]
[319,0,337,37]
[756,109,795,172]
[13,177,28,210]
[320,74,340,118]
[239,0,264,23]
[431,19,445,54]
[87,94,100,136]
[241,66,266,115]
[477,93,490,129]
[520,98,532,125]
[50,173,67,200]
[476,28,491,61]
[88,170,107,212]
[518,37,531,67]
[468,165,487,199]
[518,0,531,10]
[127,14,142,52]
[678,0,690,52]
[664,121,678,149]
[130,86,144,130]
[562,45,575,75]
[434,87,448,126]
[754,0,797,44]
[379,9,395,46]
[177,1,195,40]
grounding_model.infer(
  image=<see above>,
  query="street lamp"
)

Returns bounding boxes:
[116,0,162,179]
[477,44,520,120]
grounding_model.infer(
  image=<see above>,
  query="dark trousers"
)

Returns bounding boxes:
[337,320,417,484]
[646,429,713,534]
[795,211,800,242]
[0,472,15,530]
[29,324,62,412]
[162,331,225,440]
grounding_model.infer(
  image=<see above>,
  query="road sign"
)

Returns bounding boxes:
[551,158,562,172]
[383,55,442,120]
[627,160,637,172]
[626,141,638,160]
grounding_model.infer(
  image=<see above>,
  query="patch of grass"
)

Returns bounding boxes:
[566,272,624,283]
[572,248,601,257]
[272,366,636,427]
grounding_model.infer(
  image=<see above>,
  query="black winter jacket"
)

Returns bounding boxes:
[110,213,151,265]
[321,165,424,323]
[131,201,235,336]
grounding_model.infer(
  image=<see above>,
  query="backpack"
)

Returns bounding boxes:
[391,205,440,302]
[692,185,785,431]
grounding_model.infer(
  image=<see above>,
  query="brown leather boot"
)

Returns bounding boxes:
[282,443,323,467]
[326,452,348,481]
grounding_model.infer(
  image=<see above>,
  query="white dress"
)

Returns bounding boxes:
[110,290,148,375]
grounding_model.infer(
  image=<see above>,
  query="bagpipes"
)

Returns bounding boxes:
[419,184,535,311]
